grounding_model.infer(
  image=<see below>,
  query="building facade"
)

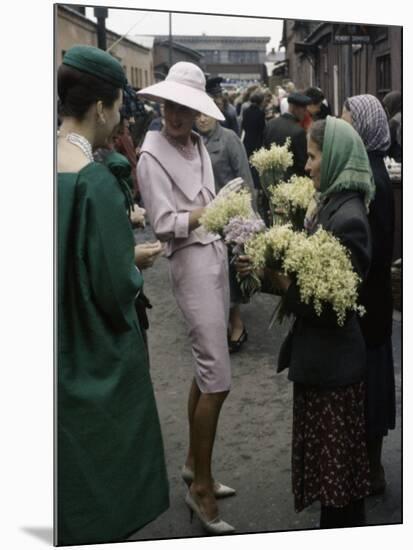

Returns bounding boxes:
[56,5,154,89]
[281,20,402,115]
[155,35,270,84]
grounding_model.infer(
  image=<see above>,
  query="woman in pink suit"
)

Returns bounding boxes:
[137,62,241,535]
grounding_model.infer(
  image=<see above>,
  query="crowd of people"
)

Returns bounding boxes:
[57,45,401,545]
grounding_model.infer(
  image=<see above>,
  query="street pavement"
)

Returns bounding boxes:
[129,226,402,542]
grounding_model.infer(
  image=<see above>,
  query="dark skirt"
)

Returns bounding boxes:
[292,382,371,512]
[228,250,244,305]
[365,338,396,438]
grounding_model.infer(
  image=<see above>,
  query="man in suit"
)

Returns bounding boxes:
[264,92,311,178]
[206,76,240,136]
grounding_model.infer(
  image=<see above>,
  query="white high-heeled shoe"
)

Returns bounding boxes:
[185,491,235,535]
[181,465,236,498]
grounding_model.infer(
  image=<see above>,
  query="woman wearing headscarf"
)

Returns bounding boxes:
[383,91,402,163]
[57,45,169,546]
[237,116,374,528]
[342,94,396,495]
[137,62,238,535]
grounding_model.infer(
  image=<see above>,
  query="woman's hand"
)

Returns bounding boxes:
[134,241,163,270]
[266,269,292,292]
[235,255,264,279]
[130,205,146,227]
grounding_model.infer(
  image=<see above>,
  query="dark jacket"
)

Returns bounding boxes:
[221,103,240,136]
[358,151,395,347]
[279,191,371,387]
[263,113,308,178]
[241,104,266,157]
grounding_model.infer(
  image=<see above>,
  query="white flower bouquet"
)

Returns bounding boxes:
[249,138,294,224]
[199,188,254,235]
[244,224,365,326]
[282,227,365,326]
[269,176,315,230]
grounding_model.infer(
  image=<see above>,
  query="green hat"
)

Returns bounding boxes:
[62,45,127,88]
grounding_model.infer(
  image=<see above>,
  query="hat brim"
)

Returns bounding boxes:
[137,80,225,121]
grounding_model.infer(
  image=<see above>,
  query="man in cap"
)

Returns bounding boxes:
[206,76,240,136]
[305,86,332,122]
[263,91,311,178]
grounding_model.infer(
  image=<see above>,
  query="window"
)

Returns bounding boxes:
[228,50,259,64]
[199,49,221,63]
[138,69,142,88]
[145,70,148,86]
[376,54,391,100]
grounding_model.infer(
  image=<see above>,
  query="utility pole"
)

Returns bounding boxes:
[94,7,108,51]
[169,12,173,69]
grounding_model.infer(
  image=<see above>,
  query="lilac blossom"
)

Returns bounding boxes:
[223,216,266,256]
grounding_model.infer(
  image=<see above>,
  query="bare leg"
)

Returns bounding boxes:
[189,389,229,520]
[229,305,244,341]
[185,378,201,472]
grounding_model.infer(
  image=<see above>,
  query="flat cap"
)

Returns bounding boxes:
[287,92,312,106]
[206,76,223,97]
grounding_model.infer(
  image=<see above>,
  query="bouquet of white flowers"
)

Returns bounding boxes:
[282,227,365,326]
[244,224,365,326]
[199,188,254,235]
[249,139,294,224]
[269,176,315,230]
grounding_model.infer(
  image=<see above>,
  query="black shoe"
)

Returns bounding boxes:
[228,328,248,353]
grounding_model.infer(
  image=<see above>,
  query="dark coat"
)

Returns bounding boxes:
[241,103,266,157]
[263,113,308,178]
[358,151,395,347]
[279,191,372,387]
[221,103,240,136]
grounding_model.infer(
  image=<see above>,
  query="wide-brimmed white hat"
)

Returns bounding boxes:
[137,62,225,121]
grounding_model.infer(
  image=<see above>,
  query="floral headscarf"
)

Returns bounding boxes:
[345,94,391,152]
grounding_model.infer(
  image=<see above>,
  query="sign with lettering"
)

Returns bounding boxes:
[333,24,371,45]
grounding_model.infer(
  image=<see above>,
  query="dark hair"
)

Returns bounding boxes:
[343,98,352,112]
[250,91,264,106]
[308,119,327,150]
[305,87,325,104]
[58,64,121,120]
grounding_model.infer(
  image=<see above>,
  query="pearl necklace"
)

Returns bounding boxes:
[162,129,197,160]
[59,132,94,163]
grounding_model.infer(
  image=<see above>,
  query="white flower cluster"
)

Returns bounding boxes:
[244,224,297,270]
[199,189,254,235]
[244,224,364,326]
[283,228,364,326]
[270,176,315,214]
[249,138,293,177]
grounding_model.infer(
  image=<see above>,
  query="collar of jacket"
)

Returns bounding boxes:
[317,191,363,227]
[282,112,299,123]
[140,130,216,201]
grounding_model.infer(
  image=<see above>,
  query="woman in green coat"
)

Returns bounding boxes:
[56,45,169,546]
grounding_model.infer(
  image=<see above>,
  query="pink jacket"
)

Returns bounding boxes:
[137,130,220,258]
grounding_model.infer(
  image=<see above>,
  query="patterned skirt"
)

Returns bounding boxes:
[292,382,371,512]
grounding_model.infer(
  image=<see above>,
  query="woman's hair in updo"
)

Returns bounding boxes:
[58,64,120,120]
[308,119,327,150]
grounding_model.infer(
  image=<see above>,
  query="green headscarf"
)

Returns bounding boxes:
[319,116,375,207]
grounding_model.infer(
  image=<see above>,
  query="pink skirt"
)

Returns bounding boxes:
[169,240,231,393]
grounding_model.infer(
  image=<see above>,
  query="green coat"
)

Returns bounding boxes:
[57,162,169,546]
